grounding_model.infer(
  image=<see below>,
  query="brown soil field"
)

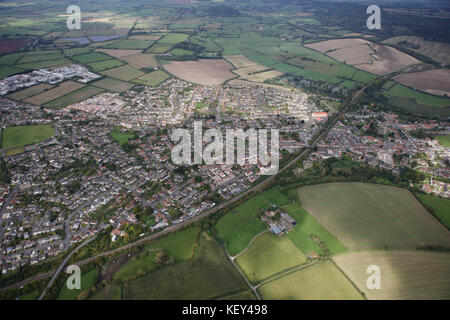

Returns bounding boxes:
[96,49,142,58]
[163,59,236,86]
[119,53,158,69]
[224,55,258,68]
[23,81,85,105]
[333,250,450,300]
[394,69,450,96]
[383,36,450,66]
[307,38,419,75]
[0,38,30,54]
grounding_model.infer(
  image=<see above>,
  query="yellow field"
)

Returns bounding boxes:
[333,250,450,299]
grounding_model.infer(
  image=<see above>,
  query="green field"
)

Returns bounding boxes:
[217,290,256,300]
[18,291,39,300]
[100,65,144,81]
[44,86,104,109]
[91,77,134,93]
[108,130,136,146]
[147,43,173,54]
[0,65,25,79]
[72,52,111,64]
[1,124,55,149]
[415,192,450,228]
[6,83,53,101]
[215,187,290,256]
[57,268,99,300]
[386,84,450,107]
[436,135,450,147]
[113,227,200,281]
[235,232,307,283]
[298,183,450,250]
[15,58,71,70]
[158,33,189,44]
[132,70,170,87]
[122,234,247,300]
[104,39,154,50]
[258,261,363,300]
[170,48,194,56]
[87,59,124,72]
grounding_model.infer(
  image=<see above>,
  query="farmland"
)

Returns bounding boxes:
[72,52,111,64]
[215,187,289,256]
[122,234,247,300]
[118,54,157,69]
[57,268,99,300]
[386,84,450,107]
[91,77,134,93]
[163,59,236,86]
[333,251,450,299]
[297,183,450,250]
[132,70,170,87]
[6,83,53,101]
[235,232,307,283]
[100,65,144,81]
[87,59,124,72]
[23,81,85,106]
[393,69,450,97]
[258,261,363,300]
[414,192,450,228]
[45,86,104,109]
[1,124,55,149]
[157,33,189,44]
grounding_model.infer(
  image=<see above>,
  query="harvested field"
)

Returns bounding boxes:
[23,81,85,105]
[163,59,236,86]
[45,86,104,109]
[100,65,144,81]
[6,83,53,101]
[333,251,450,300]
[307,38,419,75]
[118,53,157,69]
[393,69,450,97]
[383,36,450,66]
[297,182,450,250]
[224,55,258,68]
[246,70,283,82]
[258,261,363,300]
[233,65,268,78]
[96,49,142,58]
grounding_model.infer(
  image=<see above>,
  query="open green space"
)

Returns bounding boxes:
[158,33,189,44]
[235,232,307,283]
[386,84,450,107]
[132,70,170,87]
[91,77,134,93]
[104,39,154,50]
[215,187,289,256]
[72,52,112,64]
[44,86,104,109]
[414,192,450,228]
[108,130,136,146]
[87,59,124,72]
[100,65,144,81]
[1,124,55,149]
[57,268,99,300]
[436,135,450,147]
[89,285,121,300]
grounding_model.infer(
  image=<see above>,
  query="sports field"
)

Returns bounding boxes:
[215,187,290,256]
[297,183,450,250]
[1,124,55,149]
[333,250,450,299]
[122,234,247,300]
[235,232,307,283]
[258,261,364,300]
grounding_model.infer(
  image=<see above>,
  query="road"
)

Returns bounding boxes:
[0,85,367,295]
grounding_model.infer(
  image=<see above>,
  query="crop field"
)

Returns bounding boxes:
[0,53,24,66]
[118,53,157,69]
[130,35,161,41]
[147,43,173,54]
[297,183,450,250]
[15,58,71,70]
[122,234,247,300]
[23,81,85,105]
[91,77,134,93]
[215,187,290,256]
[383,36,450,66]
[45,86,104,109]
[96,49,142,58]
[72,52,112,64]
[0,38,29,54]
[100,65,144,81]
[57,268,99,300]
[224,55,258,68]
[306,39,419,75]
[132,70,170,87]
[245,70,283,83]
[87,59,124,72]
[163,59,236,86]
[393,69,450,97]
[157,33,189,44]
[258,261,363,300]
[235,232,307,283]
[333,251,450,300]
[414,192,450,228]
[6,83,53,101]
[104,39,154,50]
[1,124,55,149]
[386,84,450,107]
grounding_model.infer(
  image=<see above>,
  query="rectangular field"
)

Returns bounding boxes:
[258,261,363,300]
[132,70,170,87]
[118,53,157,69]
[298,182,450,250]
[23,81,85,105]
[100,65,144,81]
[45,86,104,109]
[6,83,53,101]
[157,33,189,44]
[2,124,55,149]
[87,59,124,72]
[91,77,134,93]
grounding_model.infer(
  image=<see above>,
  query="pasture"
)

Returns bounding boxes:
[132,70,170,87]
[57,268,99,300]
[386,84,450,107]
[87,59,124,72]
[333,250,450,300]
[118,53,157,69]
[0,66,26,79]
[258,261,363,300]
[436,135,450,147]
[100,65,144,81]
[235,232,307,283]
[1,124,55,149]
[414,192,450,228]
[72,52,112,64]
[91,77,134,93]
[297,182,450,250]
[157,33,189,44]
[96,49,142,58]
[122,234,247,300]
[215,187,289,256]
[6,83,53,101]
[163,59,236,86]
